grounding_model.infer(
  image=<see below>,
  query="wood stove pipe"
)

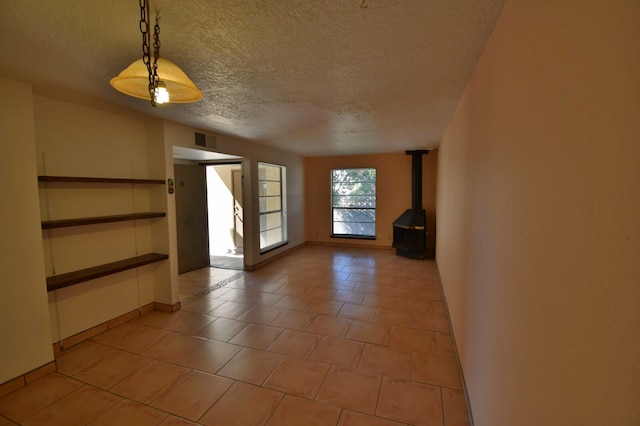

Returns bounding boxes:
[406,150,430,209]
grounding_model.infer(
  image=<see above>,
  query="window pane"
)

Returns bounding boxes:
[259,162,287,250]
[332,182,376,196]
[260,211,282,230]
[331,168,376,237]
[259,196,281,213]
[333,221,376,236]
[258,165,281,181]
[332,208,376,223]
[260,227,283,248]
[259,181,281,197]
[266,197,281,212]
[331,195,376,208]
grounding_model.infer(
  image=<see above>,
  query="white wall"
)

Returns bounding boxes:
[436,1,640,425]
[0,78,53,383]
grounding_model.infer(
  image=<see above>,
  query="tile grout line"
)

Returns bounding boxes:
[5,248,465,426]
[183,272,246,302]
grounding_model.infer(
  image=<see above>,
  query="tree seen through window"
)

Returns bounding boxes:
[331,168,376,237]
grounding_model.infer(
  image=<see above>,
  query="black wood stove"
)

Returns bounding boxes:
[392,150,430,259]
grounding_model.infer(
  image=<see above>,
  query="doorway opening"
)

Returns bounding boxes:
[206,164,244,270]
[173,146,244,274]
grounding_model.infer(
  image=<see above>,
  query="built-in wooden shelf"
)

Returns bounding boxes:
[38,176,165,185]
[46,253,169,292]
[40,175,169,291]
[41,212,166,229]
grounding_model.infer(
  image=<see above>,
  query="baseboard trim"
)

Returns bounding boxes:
[3,302,182,396]
[25,361,56,385]
[248,242,307,271]
[153,301,181,312]
[0,376,24,399]
[61,322,108,350]
[435,260,475,426]
[55,302,179,353]
[307,240,395,251]
[0,361,56,398]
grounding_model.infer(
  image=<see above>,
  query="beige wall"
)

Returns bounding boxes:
[436,1,640,425]
[34,96,173,340]
[0,78,53,383]
[0,80,306,384]
[305,152,437,253]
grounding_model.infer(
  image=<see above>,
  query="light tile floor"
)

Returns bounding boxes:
[0,245,470,425]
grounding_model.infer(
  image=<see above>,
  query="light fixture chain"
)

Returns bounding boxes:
[139,0,157,106]
[139,0,149,65]
[152,15,161,95]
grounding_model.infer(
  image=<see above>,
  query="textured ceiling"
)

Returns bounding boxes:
[0,0,505,156]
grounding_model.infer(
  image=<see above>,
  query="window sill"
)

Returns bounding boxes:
[330,234,376,241]
[260,241,288,255]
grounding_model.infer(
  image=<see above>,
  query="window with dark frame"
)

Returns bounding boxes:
[331,168,376,238]
[258,162,287,252]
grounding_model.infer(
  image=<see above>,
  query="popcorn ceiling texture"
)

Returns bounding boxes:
[0,0,505,155]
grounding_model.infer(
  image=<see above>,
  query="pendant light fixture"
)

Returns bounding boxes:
[110,0,202,106]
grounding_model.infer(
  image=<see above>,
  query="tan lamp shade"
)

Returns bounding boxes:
[110,57,203,103]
